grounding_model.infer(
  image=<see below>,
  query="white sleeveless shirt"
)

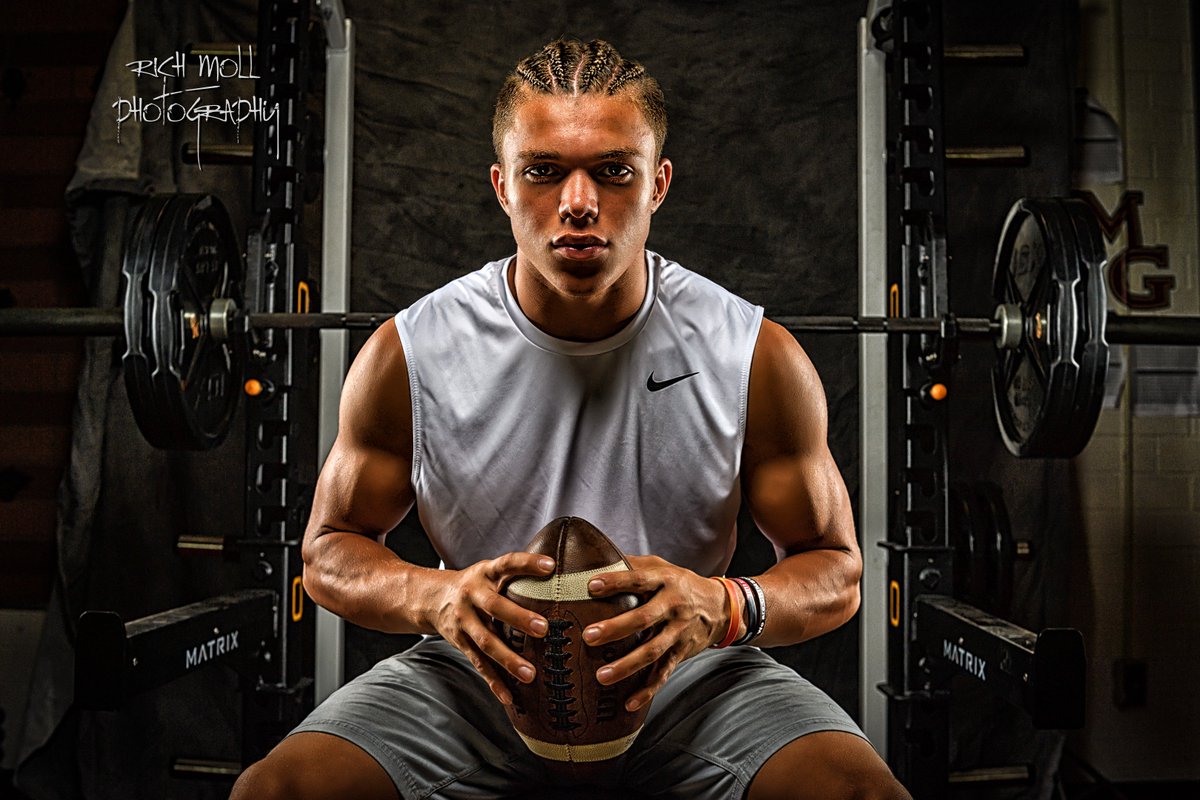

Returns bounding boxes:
[393,251,764,576]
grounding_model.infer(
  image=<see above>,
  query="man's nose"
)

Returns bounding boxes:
[558,170,599,223]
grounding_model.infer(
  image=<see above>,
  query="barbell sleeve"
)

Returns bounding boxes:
[0,308,124,336]
[1106,314,1200,346]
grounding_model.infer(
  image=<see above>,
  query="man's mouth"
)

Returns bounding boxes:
[552,235,607,260]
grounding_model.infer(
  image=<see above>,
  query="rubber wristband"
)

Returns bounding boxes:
[743,577,767,641]
[711,577,740,648]
[730,577,759,646]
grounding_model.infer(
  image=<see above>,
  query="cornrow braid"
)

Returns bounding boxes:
[491,37,667,161]
[515,63,552,94]
[546,40,569,90]
[604,61,646,96]
[577,41,616,92]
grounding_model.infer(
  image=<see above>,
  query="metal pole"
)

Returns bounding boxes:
[315,2,353,705]
[858,10,889,755]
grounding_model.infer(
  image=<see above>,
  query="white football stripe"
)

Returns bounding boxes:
[507,561,629,601]
[517,726,643,762]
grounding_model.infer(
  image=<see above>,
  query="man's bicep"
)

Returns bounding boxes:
[742,320,856,555]
[744,450,854,556]
[307,323,416,546]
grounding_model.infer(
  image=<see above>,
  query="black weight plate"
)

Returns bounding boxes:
[1058,198,1111,457]
[949,481,985,605]
[975,481,1014,617]
[122,196,178,447]
[992,198,1087,457]
[145,196,193,445]
[144,194,245,450]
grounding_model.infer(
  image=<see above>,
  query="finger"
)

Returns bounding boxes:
[587,567,663,598]
[462,608,538,685]
[477,589,550,638]
[449,631,515,705]
[595,626,675,685]
[624,653,680,712]
[581,600,661,647]
[623,554,664,570]
[487,551,556,582]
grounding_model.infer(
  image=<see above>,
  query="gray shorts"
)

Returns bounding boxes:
[290,637,866,799]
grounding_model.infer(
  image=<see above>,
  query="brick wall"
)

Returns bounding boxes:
[1072,0,1200,782]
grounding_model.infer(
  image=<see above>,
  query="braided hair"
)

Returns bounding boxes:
[492,38,667,161]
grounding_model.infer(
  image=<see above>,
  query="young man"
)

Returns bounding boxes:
[231,38,911,800]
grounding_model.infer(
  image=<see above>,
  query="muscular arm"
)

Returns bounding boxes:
[741,319,861,646]
[300,322,442,634]
[582,319,860,708]
[301,323,553,703]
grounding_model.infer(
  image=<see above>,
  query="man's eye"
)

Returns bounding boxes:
[600,164,632,179]
[525,164,556,178]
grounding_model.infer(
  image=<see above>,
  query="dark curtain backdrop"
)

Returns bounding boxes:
[14,2,1070,798]
[341,0,866,720]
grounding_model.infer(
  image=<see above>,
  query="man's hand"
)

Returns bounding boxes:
[429,553,557,706]
[584,554,740,712]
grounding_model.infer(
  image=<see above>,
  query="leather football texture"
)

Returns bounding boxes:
[494,516,652,770]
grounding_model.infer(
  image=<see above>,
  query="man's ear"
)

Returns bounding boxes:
[490,163,511,216]
[651,157,673,212]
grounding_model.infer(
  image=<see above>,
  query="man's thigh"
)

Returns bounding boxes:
[617,646,868,799]
[278,639,866,799]
[286,637,543,799]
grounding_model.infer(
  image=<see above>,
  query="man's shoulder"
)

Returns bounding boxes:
[651,251,762,316]
[401,256,509,317]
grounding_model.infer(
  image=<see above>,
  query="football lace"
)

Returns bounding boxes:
[543,618,580,731]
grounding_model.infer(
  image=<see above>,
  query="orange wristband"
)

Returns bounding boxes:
[711,577,740,648]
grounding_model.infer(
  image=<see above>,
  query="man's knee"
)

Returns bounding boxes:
[229,757,299,800]
[227,732,397,800]
[747,731,912,800]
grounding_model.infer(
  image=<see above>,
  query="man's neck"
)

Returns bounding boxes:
[508,253,648,342]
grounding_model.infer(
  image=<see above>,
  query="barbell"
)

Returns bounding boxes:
[2,194,1198,455]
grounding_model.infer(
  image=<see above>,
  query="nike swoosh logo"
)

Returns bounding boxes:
[646,371,699,392]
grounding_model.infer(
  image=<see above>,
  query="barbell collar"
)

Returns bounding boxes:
[994,304,1023,350]
[209,298,237,342]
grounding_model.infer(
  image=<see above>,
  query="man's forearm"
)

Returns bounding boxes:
[749,547,862,647]
[302,531,447,634]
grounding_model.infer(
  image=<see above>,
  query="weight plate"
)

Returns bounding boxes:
[949,482,987,606]
[1059,198,1111,457]
[975,481,1014,617]
[137,194,245,450]
[991,198,1097,457]
[122,196,178,447]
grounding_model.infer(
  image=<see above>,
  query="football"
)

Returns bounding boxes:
[494,516,652,772]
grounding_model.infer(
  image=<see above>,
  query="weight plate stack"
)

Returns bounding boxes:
[991,198,1107,458]
[122,194,246,450]
[949,481,1016,616]
[949,481,987,606]
[121,196,177,447]
[974,481,1014,617]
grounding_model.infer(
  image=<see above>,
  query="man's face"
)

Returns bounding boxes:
[491,91,671,300]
